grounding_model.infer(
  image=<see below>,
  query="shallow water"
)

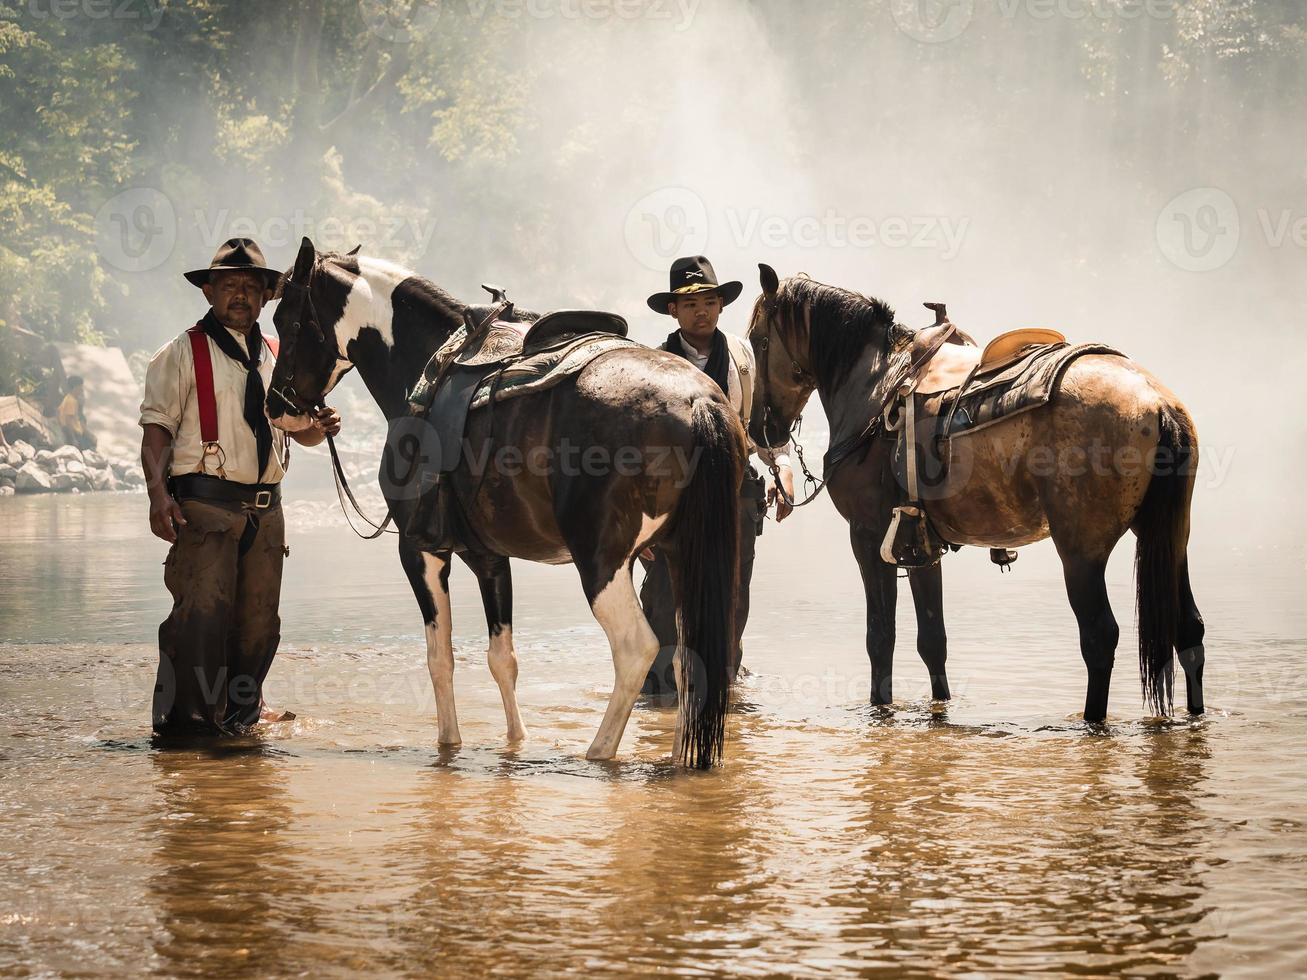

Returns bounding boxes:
[2,490,1305,977]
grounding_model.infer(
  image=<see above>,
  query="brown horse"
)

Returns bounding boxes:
[265,239,745,767]
[746,265,1205,723]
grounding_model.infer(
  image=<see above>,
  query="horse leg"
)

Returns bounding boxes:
[1176,557,1206,714]
[585,564,661,761]
[850,521,898,706]
[463,551,527,742]
[907,563,950,701]
[1060,557,1119,723]
[400,544,461,746]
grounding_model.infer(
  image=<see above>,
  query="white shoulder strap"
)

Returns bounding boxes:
[723,332,753,426]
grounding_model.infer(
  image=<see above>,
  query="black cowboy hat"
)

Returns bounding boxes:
[646,255,743,314]
[183,237,281,289]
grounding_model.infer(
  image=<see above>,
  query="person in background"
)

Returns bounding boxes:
[640,255,795,696]
[57,375,96,451]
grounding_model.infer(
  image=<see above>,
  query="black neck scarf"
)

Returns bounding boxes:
[198,309,272,479]
[666,328,730,397]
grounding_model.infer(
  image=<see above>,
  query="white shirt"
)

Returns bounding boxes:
[676,332,793,470]
[139,324,288,485]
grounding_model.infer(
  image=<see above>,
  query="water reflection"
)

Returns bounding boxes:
[148,740,305,977]
[3,495,1306,976]
[833,725,1217,974]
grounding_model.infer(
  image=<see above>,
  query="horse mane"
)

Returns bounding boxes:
[770,275,901,389]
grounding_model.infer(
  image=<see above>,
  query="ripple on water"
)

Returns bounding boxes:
[2,496,1306,976]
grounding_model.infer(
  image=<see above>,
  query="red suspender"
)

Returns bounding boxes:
[186,326,220,444]
[185,326,277,478]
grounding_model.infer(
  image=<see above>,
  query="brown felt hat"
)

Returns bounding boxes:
[183,238,281,289]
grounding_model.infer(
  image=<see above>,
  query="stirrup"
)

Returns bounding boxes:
[880,505,944,569]
[990,548,1018,571]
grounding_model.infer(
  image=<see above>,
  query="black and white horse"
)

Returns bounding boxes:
[267,238,745,767]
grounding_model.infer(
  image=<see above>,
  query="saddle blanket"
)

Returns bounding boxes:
[468,334,638,411]
[919,341,1126,439]
[892,341,1125,502]
[413,332,639,475]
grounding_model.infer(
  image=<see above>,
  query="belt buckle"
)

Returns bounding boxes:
[253,489,273,509]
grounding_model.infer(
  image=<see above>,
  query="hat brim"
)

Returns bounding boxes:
[184,265,282,289]
[646,280,743,314]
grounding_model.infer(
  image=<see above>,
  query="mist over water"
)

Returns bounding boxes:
[80,0,1302,544]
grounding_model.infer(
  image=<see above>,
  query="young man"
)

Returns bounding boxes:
[640,255,795,695]
[139,238,341,736]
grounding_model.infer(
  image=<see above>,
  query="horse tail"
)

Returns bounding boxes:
[669,399,742,769]
[1133,405,1196,716]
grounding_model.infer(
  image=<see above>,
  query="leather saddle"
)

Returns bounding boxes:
[400,297,630,553]
[918,323,1068,395]
[882,305,1069,571]
[452,309,628,369]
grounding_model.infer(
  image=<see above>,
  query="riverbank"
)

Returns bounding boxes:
[0,438,144,496]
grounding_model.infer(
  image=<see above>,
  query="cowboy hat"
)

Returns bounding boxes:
[646,255,743,314]
[183,237,281,289]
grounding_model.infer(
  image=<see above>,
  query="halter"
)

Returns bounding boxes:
[752,295,827,509]
[272,271,395,540]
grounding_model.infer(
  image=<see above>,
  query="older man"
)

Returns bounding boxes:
[640,255,795,695]
[140,238,340,736]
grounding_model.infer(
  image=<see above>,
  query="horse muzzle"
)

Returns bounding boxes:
[267,385,316,432]
[751,413,791,451]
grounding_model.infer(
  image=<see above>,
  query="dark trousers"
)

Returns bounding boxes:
[153,498,285,735]
[640,469,765,695]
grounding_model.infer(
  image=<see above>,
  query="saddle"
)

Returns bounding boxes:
[882,311,1125,569]
[917,325,1069,395]
[400,293,634,552]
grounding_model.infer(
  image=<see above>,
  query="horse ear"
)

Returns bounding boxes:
[292,236,316,281]
[759,263,779,297]
[346,244,361,256]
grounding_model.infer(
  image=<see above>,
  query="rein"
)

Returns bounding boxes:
[324,421,395,540]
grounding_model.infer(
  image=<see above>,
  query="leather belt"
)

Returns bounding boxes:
[171,474,281,509]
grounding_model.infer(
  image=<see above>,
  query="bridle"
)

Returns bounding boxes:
[272,272,395,540]
[752,295,827,509]
[267,278,323,421]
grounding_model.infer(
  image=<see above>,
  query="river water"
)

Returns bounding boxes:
[2,486,1304,977]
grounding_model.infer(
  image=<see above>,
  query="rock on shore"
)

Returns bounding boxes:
[0,443,144,495]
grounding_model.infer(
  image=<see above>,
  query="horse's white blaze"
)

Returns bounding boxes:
[421,552,460,746]
[586,572,660,761]
[334,255,412,354]
[487,626,528,742]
